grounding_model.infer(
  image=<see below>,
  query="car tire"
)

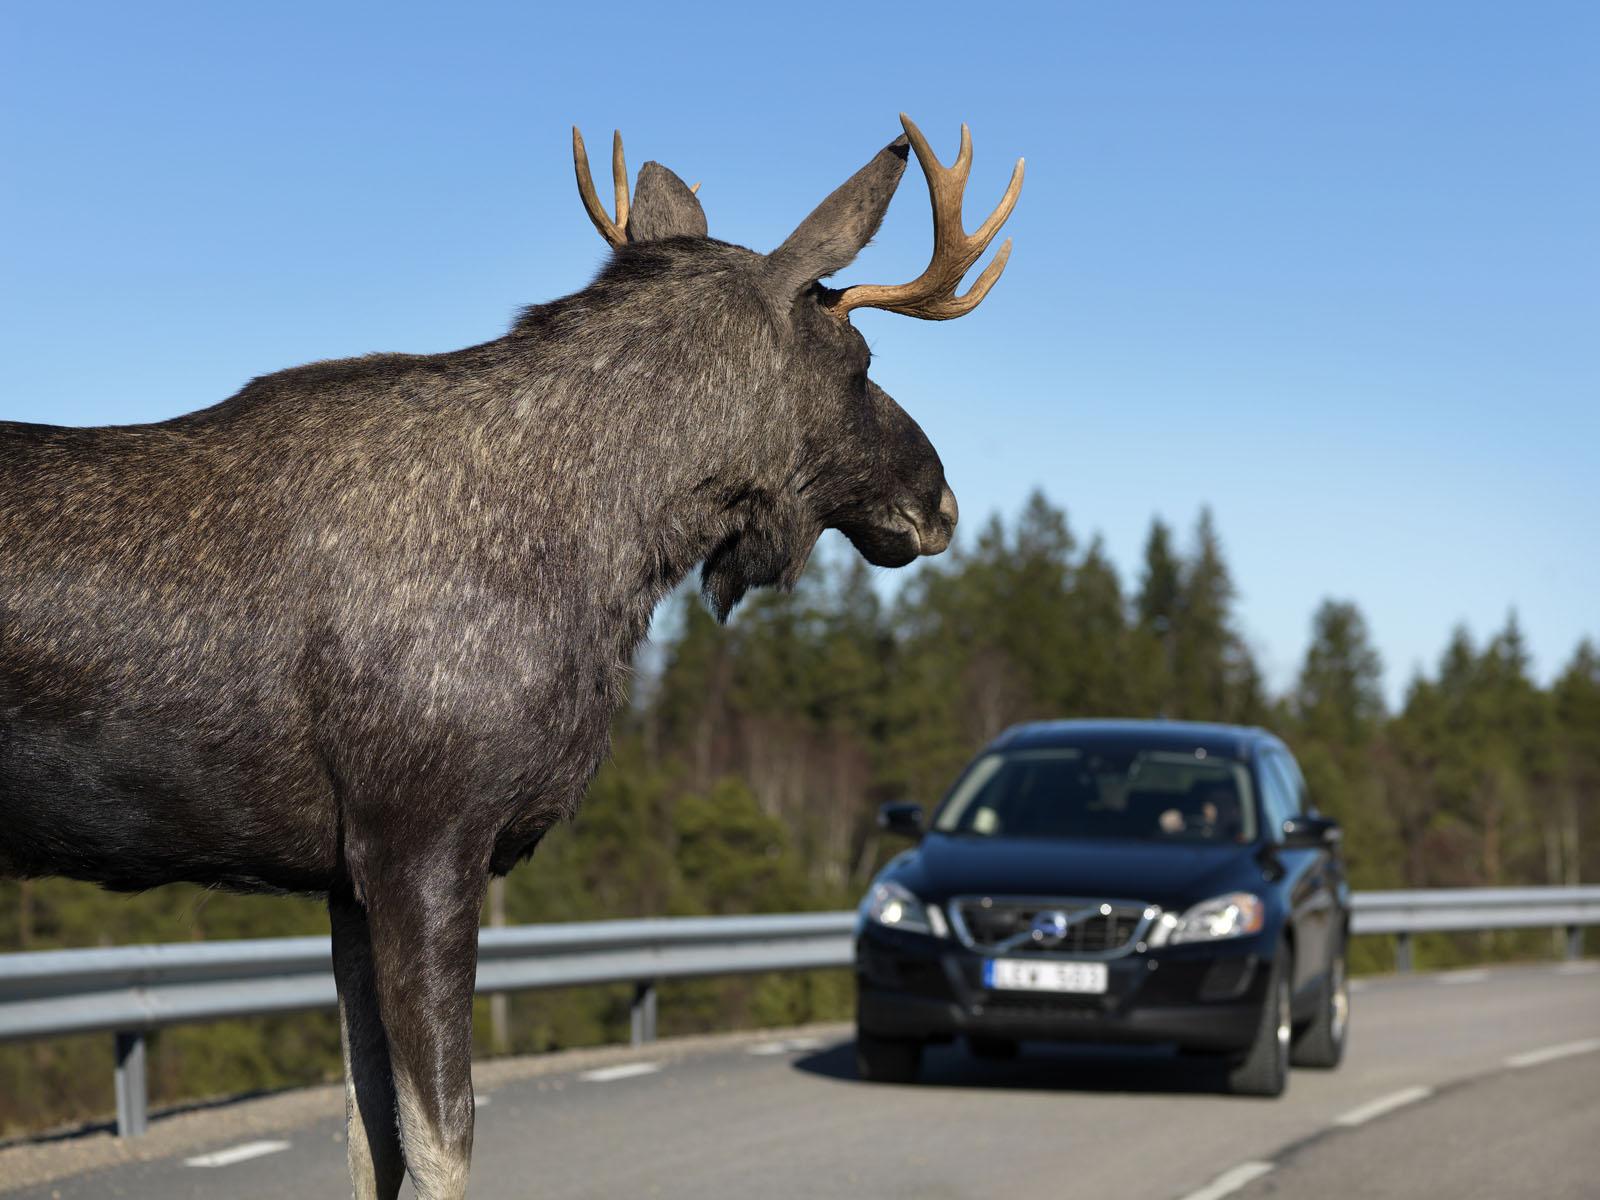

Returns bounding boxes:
[1291,937,1349,1069]
[856,1029,923,1084]
[1226,944,1291,1097]
[968,1035,1019,1060]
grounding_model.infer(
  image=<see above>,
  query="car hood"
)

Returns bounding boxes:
[889,833,1269,911]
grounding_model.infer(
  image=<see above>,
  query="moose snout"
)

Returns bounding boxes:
[917,485,959,556]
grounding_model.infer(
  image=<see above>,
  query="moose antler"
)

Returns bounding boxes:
[572,127,631,247]
[572,127,699,247]
[827,114,1024,321]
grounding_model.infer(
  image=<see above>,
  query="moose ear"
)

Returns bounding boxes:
[627,161,708,242]
[765,136,909,296]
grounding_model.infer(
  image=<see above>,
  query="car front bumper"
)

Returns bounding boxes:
[855,922,1273,1053]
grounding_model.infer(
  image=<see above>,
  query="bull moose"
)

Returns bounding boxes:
[0,115,1022,1197]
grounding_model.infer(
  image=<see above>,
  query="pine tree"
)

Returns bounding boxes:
[1289,600,1395,888]
[1135,517,1181,631]
[1065,534,1131,715]
[1133,517,1182,713]
[1172,507,1253,721]
[1296,600,1386,744]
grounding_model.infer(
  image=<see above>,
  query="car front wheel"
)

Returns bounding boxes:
[1226,944,1291,1097]
[1291,938,1349,1069]
[856,1029,923,1084]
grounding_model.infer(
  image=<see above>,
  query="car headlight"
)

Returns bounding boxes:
[1147,892,1264,947]
[861,881,947,937]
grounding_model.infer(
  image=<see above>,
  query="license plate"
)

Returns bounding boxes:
[984,958,1108,994]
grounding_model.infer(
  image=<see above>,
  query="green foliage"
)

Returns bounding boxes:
[1296,600,1385,745]
[674,778,809,914]
[5,495,1594,1136]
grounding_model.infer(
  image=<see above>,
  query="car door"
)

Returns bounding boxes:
[1281,746,1349,949]
[1264,749,1336,1000]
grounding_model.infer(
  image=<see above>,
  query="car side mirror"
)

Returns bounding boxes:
[1281,815,1342,850]
[878,802,925,840]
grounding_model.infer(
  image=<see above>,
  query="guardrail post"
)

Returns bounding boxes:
[630,981,657,1046]
[1395,932,1413,973]
[1567,924,1583,961]
[114,1031,148,1137]
[488,878,510,1054]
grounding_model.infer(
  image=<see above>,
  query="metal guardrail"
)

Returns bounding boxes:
[0,914,855,1137]
[1,888,1595,1137]
[1350,886,1600,970]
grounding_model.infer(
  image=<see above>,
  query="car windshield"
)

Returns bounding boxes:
[932,746,1257,843]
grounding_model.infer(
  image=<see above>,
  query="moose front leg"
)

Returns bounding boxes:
[364,861,488,1200]
[330,893,406,1200]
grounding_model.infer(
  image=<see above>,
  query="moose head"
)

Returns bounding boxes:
[569,116,1023,616]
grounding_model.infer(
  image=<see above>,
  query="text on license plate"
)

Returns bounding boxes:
[983,959,1108,994]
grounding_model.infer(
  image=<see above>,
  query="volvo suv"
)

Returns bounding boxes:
[854,720,1349,1096]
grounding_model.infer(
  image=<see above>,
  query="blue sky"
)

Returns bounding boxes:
[3,2,1595,705]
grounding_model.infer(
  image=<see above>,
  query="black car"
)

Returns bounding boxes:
[854,719,1350,1096]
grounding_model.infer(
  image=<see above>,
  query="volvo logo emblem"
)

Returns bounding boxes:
[1019,905,1102,948]
[1030,909,1072,944]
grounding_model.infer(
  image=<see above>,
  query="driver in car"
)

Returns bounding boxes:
[1158,786,1241,839]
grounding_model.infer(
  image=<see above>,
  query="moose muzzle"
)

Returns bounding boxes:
[913,485,959,556]
[908,486,953,563]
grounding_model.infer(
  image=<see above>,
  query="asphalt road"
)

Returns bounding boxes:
[4,962,1597,1200]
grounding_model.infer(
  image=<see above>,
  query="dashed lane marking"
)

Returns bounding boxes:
[1334,1085,1433,1127]
[579,1062,662,1083]
[1505,1038,1600,1069]
[1176,1025,1599,1200]
[1437,969,1490,985]
[1555,961,1598,976]
[748,1037,826,1056]
[1175,1161,1274,1200]
[184,1140,291,1168]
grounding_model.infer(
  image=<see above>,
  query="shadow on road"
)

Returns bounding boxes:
[0,1085,292,1152]
[792,1038,1247,1097]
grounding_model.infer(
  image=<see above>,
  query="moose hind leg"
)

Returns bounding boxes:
[331,895,405,1200]
[365,865,487,1200]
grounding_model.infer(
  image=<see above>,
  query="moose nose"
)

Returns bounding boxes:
[919,485,959,556]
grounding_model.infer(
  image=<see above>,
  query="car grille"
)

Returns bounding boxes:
[952,897,1147,956]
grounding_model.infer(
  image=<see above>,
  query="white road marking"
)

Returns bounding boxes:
[1176,1161,1274,1200]
[1348,979,1369,993]
[184,1140,291,1168]
[1555,961,1598,976]
[1505,1038,1600,1069]
[1334,1085,1433,1127]
[579,1062,662,1083]
[474,1094,490,1107]
[748,1037,825,1056]
[1437,969,1490,985]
